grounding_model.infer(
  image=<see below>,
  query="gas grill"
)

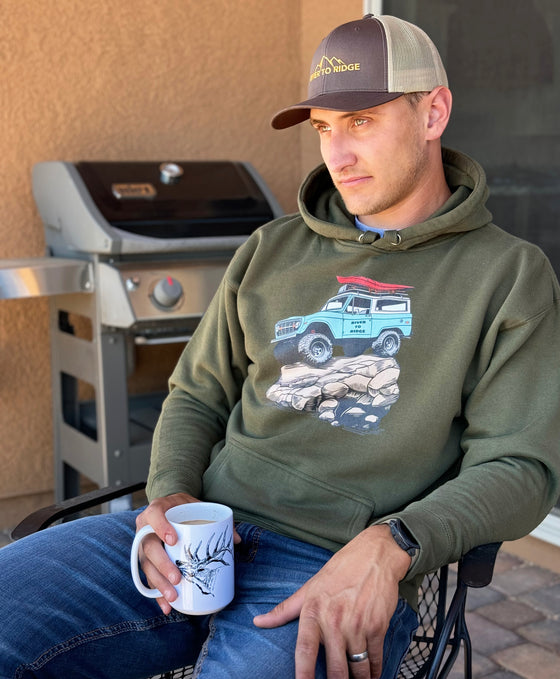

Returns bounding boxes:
[5,160,282,503]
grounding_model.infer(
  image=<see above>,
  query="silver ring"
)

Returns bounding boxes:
[347,650,369,663]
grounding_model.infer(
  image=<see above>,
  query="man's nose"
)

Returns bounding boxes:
[323,133,357,174]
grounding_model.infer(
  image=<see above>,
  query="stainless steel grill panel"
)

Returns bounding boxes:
[4,160,282,503]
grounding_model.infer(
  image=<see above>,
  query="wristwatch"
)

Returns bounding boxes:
[387,518,419,558]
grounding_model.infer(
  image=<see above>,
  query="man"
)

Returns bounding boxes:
[1,14,559,679]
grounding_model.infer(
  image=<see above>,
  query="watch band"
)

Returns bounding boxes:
[387,518,419,557]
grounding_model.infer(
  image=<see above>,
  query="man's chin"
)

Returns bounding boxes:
[339,198,368,219]
[335,192,358,216]
[337,192,389,222]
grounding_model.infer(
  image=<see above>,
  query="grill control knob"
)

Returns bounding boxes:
[152,276,183,308]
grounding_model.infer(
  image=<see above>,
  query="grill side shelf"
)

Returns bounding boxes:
[0,258,93,299]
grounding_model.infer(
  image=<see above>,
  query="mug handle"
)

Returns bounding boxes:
[130,524,163,598]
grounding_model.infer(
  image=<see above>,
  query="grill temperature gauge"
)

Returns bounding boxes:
[152,276,183,309]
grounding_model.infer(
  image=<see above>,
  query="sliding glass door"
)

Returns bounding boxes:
[383,0,560,539]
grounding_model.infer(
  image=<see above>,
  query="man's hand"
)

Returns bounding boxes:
[135,492,200,614]
[253,524,411,679]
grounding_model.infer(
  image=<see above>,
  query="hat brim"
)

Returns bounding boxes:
[271,91,403,129]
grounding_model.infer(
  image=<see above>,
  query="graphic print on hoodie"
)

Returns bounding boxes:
[267,276,413,433]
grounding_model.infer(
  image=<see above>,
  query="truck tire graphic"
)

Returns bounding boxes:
[372,330,401,357]
[298,333,333,366]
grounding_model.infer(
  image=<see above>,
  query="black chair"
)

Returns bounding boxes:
[11,483,501,679]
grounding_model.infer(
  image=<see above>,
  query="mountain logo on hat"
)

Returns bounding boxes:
[310,56,361,83]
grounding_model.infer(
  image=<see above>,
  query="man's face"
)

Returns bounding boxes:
[310,96,430,227]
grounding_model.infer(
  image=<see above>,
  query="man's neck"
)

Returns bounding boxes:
[358,152,452,230]
[359,183,451,230]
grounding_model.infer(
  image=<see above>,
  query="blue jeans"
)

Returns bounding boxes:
[0,511,418,679]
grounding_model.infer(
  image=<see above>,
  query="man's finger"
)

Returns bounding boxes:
[135,492,200,545]
[294,610,324,679]
[139,539,180,600]
[365,635,384,679]
[253,587,306,628]
[136,505,177,546]
[141,533,181,585]
[320,613,369,679]
[348,652,372,679]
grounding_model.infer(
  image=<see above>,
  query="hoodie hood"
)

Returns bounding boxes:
[297,148,493,250]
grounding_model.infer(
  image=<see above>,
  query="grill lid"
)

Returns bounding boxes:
[32,160,282,257]
[75,161,276,239]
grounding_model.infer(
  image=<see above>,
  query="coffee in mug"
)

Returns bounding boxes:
[130,502,234,615]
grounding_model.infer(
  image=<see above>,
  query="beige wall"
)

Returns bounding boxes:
[0,0,363,528]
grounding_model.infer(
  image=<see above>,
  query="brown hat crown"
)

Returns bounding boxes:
[271,14,448,129]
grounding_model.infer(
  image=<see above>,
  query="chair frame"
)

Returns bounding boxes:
[11,482,501,679]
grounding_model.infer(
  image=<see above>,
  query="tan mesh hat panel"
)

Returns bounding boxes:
[380,16,448,93]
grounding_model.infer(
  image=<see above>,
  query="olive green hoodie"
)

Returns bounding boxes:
[147,149,560,607]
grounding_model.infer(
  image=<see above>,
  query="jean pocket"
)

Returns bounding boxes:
[234,523,265,563]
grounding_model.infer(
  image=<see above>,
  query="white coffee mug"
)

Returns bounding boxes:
[130,502,235,615]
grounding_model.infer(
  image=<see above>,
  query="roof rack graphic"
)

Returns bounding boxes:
[336,275,414,296]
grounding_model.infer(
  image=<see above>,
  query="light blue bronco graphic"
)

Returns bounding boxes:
[266,276,413,433]
[271,276,413,366]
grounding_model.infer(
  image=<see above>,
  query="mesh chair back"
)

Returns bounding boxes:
[399,567,448,678]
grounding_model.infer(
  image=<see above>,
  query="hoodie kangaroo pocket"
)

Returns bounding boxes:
[202,439,375,547]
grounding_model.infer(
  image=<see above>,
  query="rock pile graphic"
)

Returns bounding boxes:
[266,355,400,433]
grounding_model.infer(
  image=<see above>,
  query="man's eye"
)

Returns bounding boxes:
[353,118,367,127]
[315,125,330,134]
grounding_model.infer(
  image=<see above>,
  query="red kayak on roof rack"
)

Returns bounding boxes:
[336,275,414,293]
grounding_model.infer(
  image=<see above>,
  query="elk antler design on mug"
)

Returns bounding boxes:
[175,529,233,596]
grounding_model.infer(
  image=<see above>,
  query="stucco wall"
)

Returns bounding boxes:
[0,1,362,527]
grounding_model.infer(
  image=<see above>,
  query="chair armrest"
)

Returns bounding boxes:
[425,542,502,679]
[457,541,502,588]
[10,481,146,541]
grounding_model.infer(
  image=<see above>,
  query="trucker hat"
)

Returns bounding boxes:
[271,14,448,129]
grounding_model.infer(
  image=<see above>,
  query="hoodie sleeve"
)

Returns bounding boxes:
[393,261,560,579]
[146,271,249,501]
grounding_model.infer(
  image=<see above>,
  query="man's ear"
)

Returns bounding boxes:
[425,86,452,141]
